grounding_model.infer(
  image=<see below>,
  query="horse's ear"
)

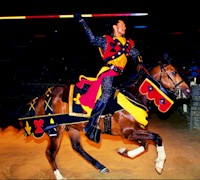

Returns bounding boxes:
[156,56,163,65]
[166,58,172,64]
[156,56,172,65]
[156,56,163,63]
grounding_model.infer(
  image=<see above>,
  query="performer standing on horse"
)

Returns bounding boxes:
[74,14,144,143]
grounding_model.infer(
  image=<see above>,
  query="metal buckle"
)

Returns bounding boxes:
[107,64,123,74]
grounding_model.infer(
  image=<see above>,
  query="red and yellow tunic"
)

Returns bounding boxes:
[75,19,139,116]
[99,35,134,70]
[75,35,135,115]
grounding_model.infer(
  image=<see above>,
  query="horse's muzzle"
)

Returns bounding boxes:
[175,88,190,99]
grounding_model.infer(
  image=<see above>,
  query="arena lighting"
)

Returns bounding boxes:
[0,13,148,20]
[171,31,184,35]
[133,26,148,29]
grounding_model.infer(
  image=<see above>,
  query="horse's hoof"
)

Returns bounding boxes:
[118,147,128,157]
[155,157,165,174]
[100,168,109,175]
[118,147,126,153]
[155,167,162,174]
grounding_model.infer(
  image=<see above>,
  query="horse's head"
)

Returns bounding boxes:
[149,63,190,99]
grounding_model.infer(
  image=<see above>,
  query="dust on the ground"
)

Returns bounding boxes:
[0,112,200,179]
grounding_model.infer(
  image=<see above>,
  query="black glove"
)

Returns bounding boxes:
[138,55,143,63]
[137,62,144,73]
[130,48,140,60]
[74,13,83,22]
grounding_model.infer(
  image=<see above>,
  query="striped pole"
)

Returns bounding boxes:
[0,13,148,20]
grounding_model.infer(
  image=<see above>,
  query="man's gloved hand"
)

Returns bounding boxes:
[138,55,143,62]
[137,62,144,73]
[136,56,144,73]
[74,13,83,22]
[130,48,140,60]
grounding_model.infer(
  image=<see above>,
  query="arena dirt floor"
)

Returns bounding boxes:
[0,111,200,179]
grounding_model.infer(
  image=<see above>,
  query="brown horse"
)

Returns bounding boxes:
[19,61,190,180]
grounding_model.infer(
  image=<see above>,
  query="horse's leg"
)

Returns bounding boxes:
[67,126,109,174]
[118,139,146,158]
[46,125,66,180]
[118,129,166,174]
[155,143,166,174]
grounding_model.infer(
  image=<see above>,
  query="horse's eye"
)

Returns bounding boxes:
[172,71,177,76]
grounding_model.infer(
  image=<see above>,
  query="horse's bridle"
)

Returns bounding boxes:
[141,63,185,96]
[158,64,184,97]
[158,64,184,89]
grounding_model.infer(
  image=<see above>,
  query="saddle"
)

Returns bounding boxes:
[68,84,117,118]
[68,83,148,124]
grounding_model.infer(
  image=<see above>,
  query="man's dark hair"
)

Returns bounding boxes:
[105,18,125,35]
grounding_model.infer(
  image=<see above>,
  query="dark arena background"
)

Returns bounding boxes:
[0,1,200,179]
[0,0,199,128]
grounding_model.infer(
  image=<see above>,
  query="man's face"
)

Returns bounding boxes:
[116,20,126,35]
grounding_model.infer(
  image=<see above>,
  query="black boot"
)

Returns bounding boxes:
[84,100,105,143]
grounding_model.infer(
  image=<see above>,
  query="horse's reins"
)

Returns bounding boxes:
[139,62,185,97]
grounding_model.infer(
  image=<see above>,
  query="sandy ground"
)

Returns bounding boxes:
[0,112,200,179]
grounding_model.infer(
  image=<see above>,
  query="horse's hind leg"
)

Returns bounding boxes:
[67,126,109,175]
[46,125,66,180]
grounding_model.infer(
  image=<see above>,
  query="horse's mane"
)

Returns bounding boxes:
[120,57,173,88]
[113,57,176,109]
